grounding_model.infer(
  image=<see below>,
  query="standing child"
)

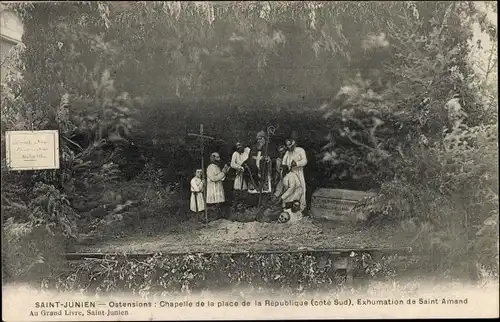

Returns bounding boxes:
[190,169,205,214]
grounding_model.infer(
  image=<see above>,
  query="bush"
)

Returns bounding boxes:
[2,218,65,282]
[356,122,498,278]
[318,2,499,279]
[41,252,348,295]
[1,3,142,280]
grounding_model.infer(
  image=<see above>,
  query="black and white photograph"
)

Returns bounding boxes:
[1,1,498,320]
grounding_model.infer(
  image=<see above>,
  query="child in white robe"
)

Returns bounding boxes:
[190,169,205,213]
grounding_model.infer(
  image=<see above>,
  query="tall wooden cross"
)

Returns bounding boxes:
[188,124,214,225]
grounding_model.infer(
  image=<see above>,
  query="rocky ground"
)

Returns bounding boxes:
[74,216,415,254]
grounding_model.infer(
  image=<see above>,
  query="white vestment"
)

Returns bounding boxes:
[274,171,303,207]
[206,163,226,204]
[248,149,272,194]
[190,177,205,212]
[230,148,250,190]
[282,147,307,211]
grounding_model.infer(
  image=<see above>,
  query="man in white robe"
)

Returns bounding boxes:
[206,152,229,204]
[274,164,303,209]
[190,169,205,213]
[230,142,250,209]
[231,142,250,191]
[282,138,308,212]
[206,152,230,218]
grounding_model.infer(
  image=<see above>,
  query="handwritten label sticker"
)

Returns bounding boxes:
[5,130,59,170]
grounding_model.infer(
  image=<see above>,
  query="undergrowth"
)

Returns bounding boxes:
[43,253,354,296]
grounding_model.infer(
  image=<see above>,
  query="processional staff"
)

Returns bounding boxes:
[188,124,214,226]
[258,125,276,208]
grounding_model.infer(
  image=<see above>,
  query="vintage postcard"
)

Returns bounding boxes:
[1,1,498,320]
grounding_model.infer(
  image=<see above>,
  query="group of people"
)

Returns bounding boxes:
[190,130,308,224]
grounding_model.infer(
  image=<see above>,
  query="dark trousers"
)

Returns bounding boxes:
[223,180,234,204]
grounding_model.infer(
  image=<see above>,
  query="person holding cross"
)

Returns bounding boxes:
[187,124,216,224]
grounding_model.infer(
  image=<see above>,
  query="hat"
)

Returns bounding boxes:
[288,131,299,141]
[285,139,296,148]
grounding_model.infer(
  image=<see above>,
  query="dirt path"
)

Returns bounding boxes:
[75,218,414,254]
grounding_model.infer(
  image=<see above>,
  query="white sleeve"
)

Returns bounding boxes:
[230,152,240,169]
[207,165,225,182]
[295,148,308,167]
